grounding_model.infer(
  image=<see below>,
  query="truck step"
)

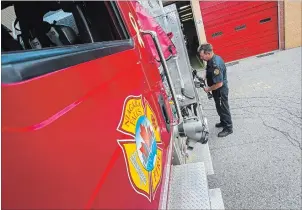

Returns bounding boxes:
[167,162,211,209]
[186,142,214,175]
[209,188,225,210]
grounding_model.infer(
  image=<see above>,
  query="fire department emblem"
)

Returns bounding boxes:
[117,95,163,201]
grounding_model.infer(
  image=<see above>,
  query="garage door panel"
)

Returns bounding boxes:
[206,12,278,42]
[207,21,278,51]
[221,46,278,62]
[214,33,278,55]
[205,6,278,34]
[206,11,278,46]
[210,21,278,46]
[203,2,277,29]
[217,31,278,50]
[200,1,279,62]
[201,2,274,27]
[215,37,278,59]
[200,2,243,16]
[221,41,278,62]
[199,1,228,11]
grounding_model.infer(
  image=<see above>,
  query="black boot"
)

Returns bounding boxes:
[215,123,225,128]
[218,127,233,137]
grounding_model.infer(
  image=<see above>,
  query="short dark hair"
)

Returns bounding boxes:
[197,43,213,54]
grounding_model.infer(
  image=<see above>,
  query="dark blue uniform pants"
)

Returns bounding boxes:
[212,86,233,129]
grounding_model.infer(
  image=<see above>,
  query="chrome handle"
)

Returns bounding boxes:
[140,30,182,123]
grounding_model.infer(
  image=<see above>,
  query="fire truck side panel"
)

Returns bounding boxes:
[121,1,174,143]
[2,2,173,209]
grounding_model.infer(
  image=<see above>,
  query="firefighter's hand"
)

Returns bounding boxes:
[204,87,210,93]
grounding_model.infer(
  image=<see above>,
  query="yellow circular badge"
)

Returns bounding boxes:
[214,69,220,75]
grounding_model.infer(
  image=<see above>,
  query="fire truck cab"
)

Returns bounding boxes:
[1,1,216,209]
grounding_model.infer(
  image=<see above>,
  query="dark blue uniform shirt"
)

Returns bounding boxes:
[206,54,228,89]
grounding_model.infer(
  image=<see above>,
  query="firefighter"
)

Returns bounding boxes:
[197,43,233,137]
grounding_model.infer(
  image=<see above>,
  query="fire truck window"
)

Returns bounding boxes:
[44,10,79,35]
[79,1,129,42]
[1,1,129,52]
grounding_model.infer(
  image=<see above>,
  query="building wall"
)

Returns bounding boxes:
[278,1,285,50]
[190,0,207,44]
[284,1,302,49]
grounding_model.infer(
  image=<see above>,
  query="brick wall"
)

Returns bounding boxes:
[284,1,302,49]
[278,1,285,50]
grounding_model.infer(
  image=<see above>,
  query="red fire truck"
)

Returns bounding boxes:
[2,1,211,209]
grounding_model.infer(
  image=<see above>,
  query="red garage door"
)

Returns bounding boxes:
[199,1,279,62]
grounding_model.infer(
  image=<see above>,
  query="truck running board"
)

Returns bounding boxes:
[167,162,210,209]
[167,162,224,210]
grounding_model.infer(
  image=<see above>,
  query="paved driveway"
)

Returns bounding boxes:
[201,47,302,209]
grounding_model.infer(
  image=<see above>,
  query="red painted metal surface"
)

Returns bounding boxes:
[2,1,173,209]
[131,1,177,66]
[200,1,279,62]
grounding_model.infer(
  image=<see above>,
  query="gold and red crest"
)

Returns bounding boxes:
[117,95,163,201]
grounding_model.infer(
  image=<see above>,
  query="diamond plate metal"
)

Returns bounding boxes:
[138,0,165,17]
[162,4,197,107]
[139,1,203,108]
[186,143,214,175]
[167,162,211,210]
[148,3,197,107]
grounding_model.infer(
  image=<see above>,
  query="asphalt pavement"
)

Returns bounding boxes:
[200,47,302,209]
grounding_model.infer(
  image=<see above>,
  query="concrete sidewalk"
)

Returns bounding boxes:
[200,47,302,209]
